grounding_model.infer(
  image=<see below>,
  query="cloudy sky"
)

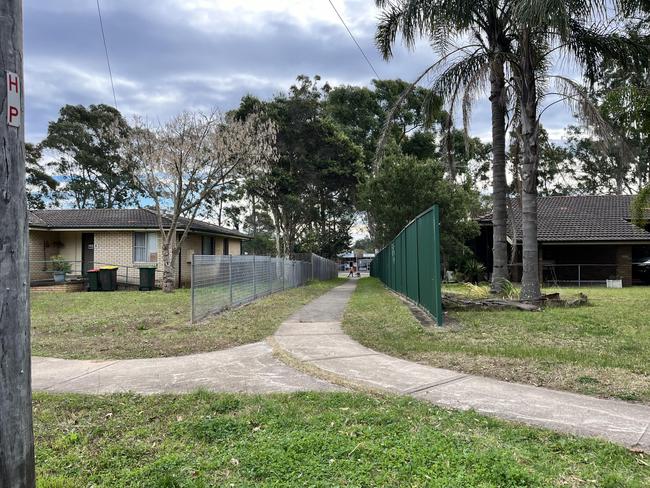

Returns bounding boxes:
[24,0,574,143]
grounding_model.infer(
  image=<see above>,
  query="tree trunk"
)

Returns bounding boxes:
[489,56,509,293]
[161,242,176,293]
[0,0,36,485]
[270,206,282,257]
[519,29,541,301]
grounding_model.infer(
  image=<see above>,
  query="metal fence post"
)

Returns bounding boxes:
[229,254,233,306]
[283,257,286,290]
[253,254,257,298]
[268,256,271,295]
[190,255,195,323]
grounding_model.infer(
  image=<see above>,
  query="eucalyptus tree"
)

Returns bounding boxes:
[42,104,139,208]
[510,0,648,300]
[374,0,516,293]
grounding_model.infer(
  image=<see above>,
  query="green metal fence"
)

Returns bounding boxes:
[370,205,443,326]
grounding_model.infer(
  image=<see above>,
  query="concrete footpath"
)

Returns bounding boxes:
[32,342,342,394]
[273,280,650,452]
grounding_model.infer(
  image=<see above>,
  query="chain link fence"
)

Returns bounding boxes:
[191,253,337,322]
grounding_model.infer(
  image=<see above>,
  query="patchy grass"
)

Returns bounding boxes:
[34,391,649,487]
[343,278,650,403]
[31,279,344,360]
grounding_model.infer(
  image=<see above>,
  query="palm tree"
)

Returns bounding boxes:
[374,0,516,293]
[510,0,648,300]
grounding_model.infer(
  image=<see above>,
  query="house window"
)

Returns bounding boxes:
[134,232,158,263]
[223,238,230,255]
[201,236,214,255]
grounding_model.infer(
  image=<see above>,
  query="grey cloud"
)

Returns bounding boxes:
[24,1,572,144]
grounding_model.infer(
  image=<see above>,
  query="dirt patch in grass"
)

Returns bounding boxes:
[31,279,345,360]
[343,278,650,403]
[33,391,650,487]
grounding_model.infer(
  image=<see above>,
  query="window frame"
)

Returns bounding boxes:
[201,236,215,255]
[133,231,159,264]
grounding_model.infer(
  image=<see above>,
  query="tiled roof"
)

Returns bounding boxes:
[28,208,249,239]
[478,195,650,242]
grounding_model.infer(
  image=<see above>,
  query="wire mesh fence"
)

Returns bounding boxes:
[191,253,337,322]
[310,253,338,281]
[509,263,620,287]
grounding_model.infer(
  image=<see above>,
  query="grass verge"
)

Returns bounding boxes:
[343,278,650,403]
[34,391,649,487]
[31,279,345,360]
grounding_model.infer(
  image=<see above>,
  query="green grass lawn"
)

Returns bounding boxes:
[343,278,650,403]
[34,391,649,487]
[31,279,344,360]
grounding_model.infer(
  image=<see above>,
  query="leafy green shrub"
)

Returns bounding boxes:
[50,255,72,273]
[461,259,486,284]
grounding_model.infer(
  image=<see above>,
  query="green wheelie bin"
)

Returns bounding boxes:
[139,266,156,291]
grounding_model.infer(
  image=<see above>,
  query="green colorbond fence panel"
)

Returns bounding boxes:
[405,223,419,302]
[370,205,443,326]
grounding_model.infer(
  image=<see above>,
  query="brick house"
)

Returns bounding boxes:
[473,195,650,286]
[29,208,248,288]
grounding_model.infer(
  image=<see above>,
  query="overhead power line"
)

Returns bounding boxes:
[327,0,381,80]
[96,0,118,109]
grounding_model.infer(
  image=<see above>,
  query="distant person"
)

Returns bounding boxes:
[347,262,355,278]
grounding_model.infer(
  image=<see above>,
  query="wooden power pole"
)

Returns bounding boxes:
[0,0,36,486]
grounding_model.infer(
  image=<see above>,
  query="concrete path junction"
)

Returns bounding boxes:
[272,280,650,452]
[32,279,650,451]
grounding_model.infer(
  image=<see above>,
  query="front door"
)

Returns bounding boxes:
[82,233,95,275]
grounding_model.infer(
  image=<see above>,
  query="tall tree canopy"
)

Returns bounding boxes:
[360,152,480,266]
[41,104,140,208]
[233,76,364,258]
[25,142,58,209]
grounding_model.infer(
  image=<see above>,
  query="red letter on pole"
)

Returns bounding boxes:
[8,107,18,124]
[6,72,21,127]
[7,73,19,93]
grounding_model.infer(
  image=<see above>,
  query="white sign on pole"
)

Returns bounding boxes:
[6,71,21,127]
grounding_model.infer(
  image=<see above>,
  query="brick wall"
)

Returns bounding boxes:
[616,245,633,287]
[178,233,202,285]
[177,235,242,286]
[31,282,85,293]
[229,238,241,256]
[29,228,244,289]
[28,231,49,281]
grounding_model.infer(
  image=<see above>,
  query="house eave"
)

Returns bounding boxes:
[29,226,249,240]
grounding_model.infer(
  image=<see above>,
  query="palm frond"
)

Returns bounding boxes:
[373,46,485,169]
[552,75,633,160]
[563,19,649,84]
